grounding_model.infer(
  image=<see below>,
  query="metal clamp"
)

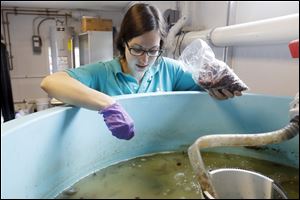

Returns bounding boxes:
[206,27,218,47]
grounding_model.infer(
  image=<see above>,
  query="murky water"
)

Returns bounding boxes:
[56,151,299,199]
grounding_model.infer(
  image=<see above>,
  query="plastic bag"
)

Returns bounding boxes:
[179,39,248,93]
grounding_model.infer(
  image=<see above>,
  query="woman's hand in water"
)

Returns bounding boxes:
[100,102,135,140]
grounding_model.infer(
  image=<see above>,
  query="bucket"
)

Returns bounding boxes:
[35,98,50,111]
[207,168,288,199]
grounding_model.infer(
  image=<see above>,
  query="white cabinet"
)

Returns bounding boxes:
[78,31,113,65]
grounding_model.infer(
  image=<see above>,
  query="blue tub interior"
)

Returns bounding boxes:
[1,92,298,198]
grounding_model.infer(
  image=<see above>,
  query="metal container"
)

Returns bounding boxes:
[207,168,288,199]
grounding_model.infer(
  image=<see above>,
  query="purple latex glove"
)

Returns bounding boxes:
[99,102,135,140]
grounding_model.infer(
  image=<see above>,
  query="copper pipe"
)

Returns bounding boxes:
[2,9,71,70]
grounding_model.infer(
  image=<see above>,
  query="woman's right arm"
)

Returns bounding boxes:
[40,71,116,111]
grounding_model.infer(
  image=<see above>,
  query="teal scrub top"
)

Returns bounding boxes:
[65,57,203,96]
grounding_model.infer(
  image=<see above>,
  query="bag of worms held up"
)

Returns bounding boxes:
[178,39,249,93]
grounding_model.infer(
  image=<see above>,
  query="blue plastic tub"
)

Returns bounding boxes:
[1,92,298,198]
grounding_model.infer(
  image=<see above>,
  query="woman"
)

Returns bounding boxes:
[41,3,241,140]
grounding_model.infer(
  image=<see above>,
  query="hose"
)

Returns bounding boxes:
[188,121,299,198]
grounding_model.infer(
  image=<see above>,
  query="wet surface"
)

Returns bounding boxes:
[56,151,299,199]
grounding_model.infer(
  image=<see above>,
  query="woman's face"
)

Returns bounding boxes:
[125,30,161,81]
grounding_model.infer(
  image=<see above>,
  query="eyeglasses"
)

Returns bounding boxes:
[125,42,163,57]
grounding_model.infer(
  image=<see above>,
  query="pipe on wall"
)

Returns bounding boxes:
[210,13,299,46]
[180,13,299,49]
[222,1,237,66]
[1,8,70,71]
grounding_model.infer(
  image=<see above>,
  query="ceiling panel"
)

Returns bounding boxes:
[1,1,133,11]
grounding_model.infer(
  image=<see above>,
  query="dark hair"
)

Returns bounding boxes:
[116,3,167,58]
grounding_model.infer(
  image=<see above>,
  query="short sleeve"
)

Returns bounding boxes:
[65,62,107,91]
